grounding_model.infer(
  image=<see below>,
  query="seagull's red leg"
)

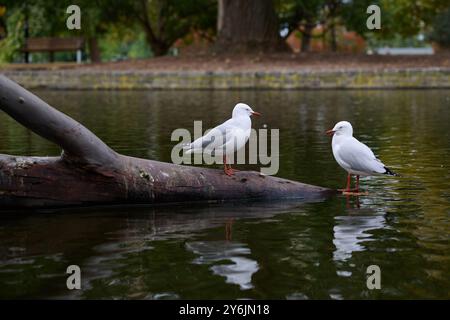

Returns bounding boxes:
[228,159,239,172]
[226,157,238,173]
[338,173,352,192]
[223,156,233,176]
[345,194,351,209]
[345,173,351,192]
[223,155,229,175]
[225,218,234,241]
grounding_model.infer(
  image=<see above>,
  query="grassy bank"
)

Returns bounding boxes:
[2,53,450,90]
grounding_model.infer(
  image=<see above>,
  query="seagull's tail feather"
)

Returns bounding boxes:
[384,166,399,177]
[182,143,193,154]
[183,145,204,155]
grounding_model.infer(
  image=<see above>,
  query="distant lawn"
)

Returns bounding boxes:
[2,52,450,72]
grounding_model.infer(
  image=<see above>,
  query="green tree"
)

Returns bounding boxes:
[104,0,217,56]
[0,0,112,62]
[380,0,448,37]
[277,0,326,52]
[341,0,449,41]
[429,7,450,48]
[0,6,22,62]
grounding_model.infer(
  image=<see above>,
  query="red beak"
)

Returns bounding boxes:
[251,111,261,117]
[326,129,335,136]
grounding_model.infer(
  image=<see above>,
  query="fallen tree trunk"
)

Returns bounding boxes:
[0,75,334,209]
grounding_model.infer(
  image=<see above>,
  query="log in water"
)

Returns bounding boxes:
[0,75,333,209]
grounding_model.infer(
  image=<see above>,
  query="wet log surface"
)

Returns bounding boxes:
[0,75,334,209]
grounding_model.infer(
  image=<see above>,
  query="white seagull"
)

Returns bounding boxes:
[184,103,261,176]
[326,121,397,192]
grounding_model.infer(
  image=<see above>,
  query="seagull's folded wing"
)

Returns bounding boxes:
[339,139,386,174]
[186,122,229,153]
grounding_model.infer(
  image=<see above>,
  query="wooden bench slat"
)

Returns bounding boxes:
[22,37,85,52]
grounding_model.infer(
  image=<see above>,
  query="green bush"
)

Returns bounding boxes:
[429,7,450,48]
[0,9,23,63]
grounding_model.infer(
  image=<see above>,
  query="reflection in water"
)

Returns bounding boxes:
[186,241,259,290]
[0,200,315,299]
[1,89,449,299]
[333,213,386,263]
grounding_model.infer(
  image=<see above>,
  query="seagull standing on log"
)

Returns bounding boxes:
[184,103,261,176]
[326,121,398,193]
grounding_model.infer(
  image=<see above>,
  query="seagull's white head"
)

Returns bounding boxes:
[232,103,261,118]
[326,121,353,137]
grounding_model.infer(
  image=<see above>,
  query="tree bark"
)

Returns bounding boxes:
[0,14,6,40]
[88,37,101,63]
[143,27,170,57]
[215,0,287,53]
[0,75,334,209]
[326,0,339,53]
[301,23,315,52]
[329,21,337,52]
[138,0,171,57]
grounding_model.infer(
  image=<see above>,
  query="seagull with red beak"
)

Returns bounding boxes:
[184,103,261,176]
[326,121,398,193]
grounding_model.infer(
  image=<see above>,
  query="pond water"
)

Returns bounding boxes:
[0,89,449,299]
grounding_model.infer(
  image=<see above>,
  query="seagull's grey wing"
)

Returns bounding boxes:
[187,119,234,151]
[338,138,386,174]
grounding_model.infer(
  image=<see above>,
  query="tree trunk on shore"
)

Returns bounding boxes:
[329,21,337,52]
[88,37,101,63]
[143,27,171,57]
[301,23,315,52]
[326,0,340,52]
[0,75,333,209]
[215,0,287,53]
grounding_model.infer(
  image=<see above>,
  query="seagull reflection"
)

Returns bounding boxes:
[345,194,360,209]
[225,218,234,241]
[333,208,386,263]
[186,241,259,290]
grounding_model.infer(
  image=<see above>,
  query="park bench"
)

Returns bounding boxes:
[21,37,85,63]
